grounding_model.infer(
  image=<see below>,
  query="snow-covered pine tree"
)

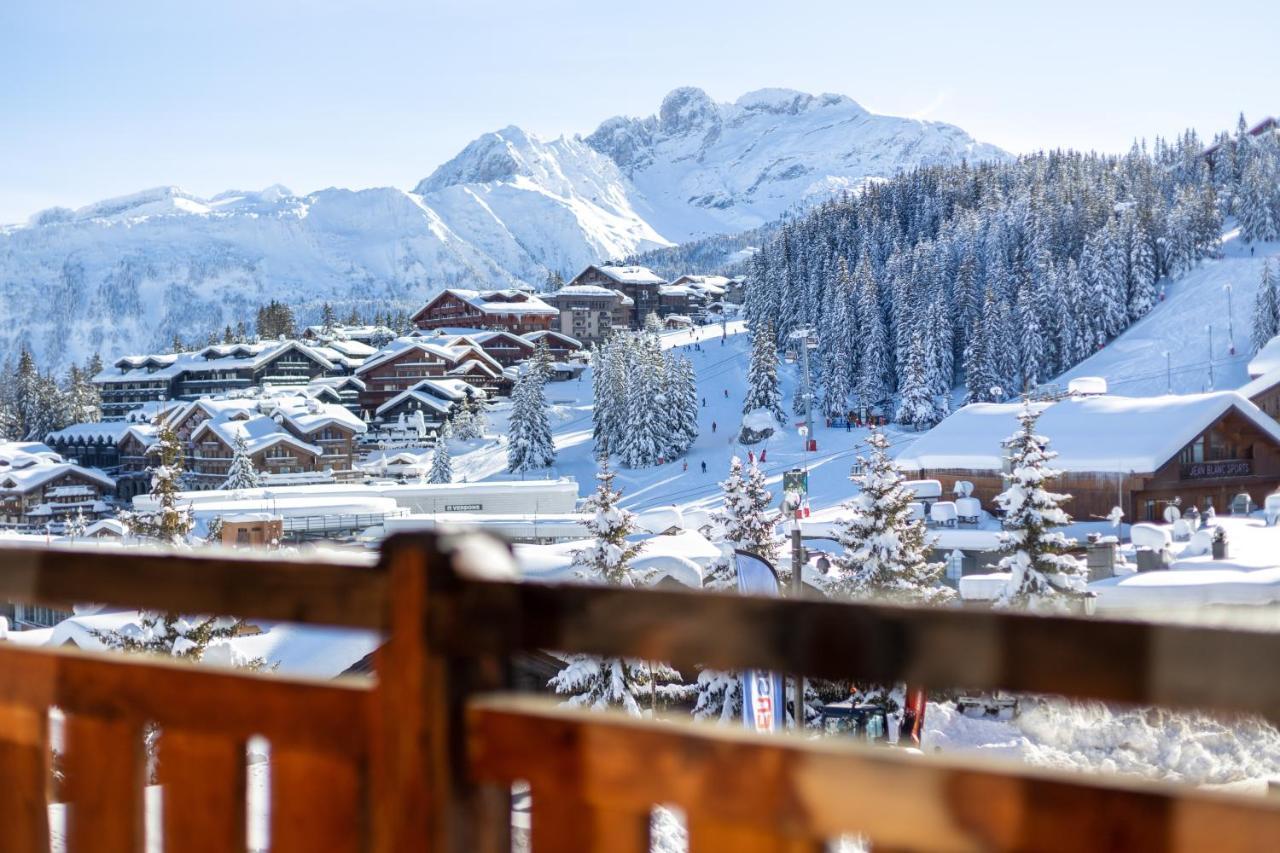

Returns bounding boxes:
[506,367,556,473]
[703,456,779,588]
[320,302,337,335]
[449,396,474,439]
[548,459,683,713]
[664,354,699,457]
[222,433,260,490]
[826,428,949,605]
[617,332,667,468]
[695,456,779,722]
[856,256,891,415]
[1014,280,1044,393]
[895,331,937,430]
[1239,158,1279,244]
[1127,222,1158,321]
[132,422,194,546]
[428,421,453,484]
[64,507,87,539]
[743,320,786,424]
[820,260,855,419]
[993,399,1088,611]
[1252,261,1279,353]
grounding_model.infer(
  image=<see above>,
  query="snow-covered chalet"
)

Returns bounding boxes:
[896,391,1280,522]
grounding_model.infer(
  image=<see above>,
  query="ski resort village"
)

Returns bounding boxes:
[4,4,1280,845]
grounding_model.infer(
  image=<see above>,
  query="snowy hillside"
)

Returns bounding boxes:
[1056,228,1280,396]
[0,87,1003,371]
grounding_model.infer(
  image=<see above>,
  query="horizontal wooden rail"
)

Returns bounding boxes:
[419,558,1280,722]
[0,544,387,629]
[0,642,372,756]
[468,694,1280,853]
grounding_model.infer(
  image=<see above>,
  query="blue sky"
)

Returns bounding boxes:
[2,0,1278,223]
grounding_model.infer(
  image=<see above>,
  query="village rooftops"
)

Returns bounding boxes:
[896,391,1280,475]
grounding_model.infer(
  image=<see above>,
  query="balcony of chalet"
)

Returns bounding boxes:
[0,534,1277,852]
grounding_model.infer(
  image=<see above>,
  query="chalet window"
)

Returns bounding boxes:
[1179,437,1206,465]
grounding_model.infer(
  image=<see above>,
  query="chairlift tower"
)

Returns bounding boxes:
[788,327,818,458]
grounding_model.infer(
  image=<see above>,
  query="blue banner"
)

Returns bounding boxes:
[735,551,786,733]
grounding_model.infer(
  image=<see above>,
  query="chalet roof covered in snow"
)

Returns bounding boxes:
[0,442,114,494]
[191,414,323,458]
[523,329,583,349]
[431,288,559,317]
[582,264,666,286]
[896,392,1280,474]
[94,339,340,383]
[553,284,625,297]
[355,338,501,377]
[1247,335,1280,379]
[45,422,132,444]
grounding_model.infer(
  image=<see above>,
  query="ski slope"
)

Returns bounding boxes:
[1057,228,1280,397]
[450,321,901,518]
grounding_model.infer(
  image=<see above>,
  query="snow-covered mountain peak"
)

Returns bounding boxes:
[732,87,861,116]
[658,86,721,135]
[2,85,1004,370]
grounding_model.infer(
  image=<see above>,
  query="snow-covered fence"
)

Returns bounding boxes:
[4,535,1280,851]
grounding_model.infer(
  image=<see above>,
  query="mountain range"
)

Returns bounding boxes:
[0,87,1006,369]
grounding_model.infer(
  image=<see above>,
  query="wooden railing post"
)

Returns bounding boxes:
[371,533,513,853]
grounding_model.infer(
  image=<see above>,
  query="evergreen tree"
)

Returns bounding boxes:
[664,354,700,457]
[549,460,682,713]
[1253,261,1280,353]
[222,433,260,490]
[895,331,937,430]
[1127,223,1158,320]
[507,368,555,473]
[428,422,453,484]
[132,422,194,546]
[993,400,1088,611]
[743,320,786,424]
[702,457,779,588]
[1239,158,1279,244]
[825,428,949,605]
[320,302,337,335]
[617,331,667,468]
[855,256,890,414]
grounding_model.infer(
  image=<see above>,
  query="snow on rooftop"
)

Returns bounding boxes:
[590,264,666,285]
[1248,335,1280,379]
[45,422,131,443]
[897,392,1280,474]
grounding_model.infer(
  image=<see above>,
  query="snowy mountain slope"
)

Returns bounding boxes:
[2,87,1003,370]
[414,127,673,279]
[0,185,523,371]
[1056,228,1280,397]
[585,87,1009,239]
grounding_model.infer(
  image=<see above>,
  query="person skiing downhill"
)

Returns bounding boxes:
[712,421,717,433]
[760,449,766,463]
[748,450,755,465]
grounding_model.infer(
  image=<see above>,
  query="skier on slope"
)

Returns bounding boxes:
[700,461,707,473]
[712,421,717,433]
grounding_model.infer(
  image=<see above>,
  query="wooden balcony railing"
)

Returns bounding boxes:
[1,534,1279,852]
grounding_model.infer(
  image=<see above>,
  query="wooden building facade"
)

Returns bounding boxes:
[899,394,1280,522]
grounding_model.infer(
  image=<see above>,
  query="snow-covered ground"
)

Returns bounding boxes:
[452,319,894,521]
[1057,230,1280,397]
